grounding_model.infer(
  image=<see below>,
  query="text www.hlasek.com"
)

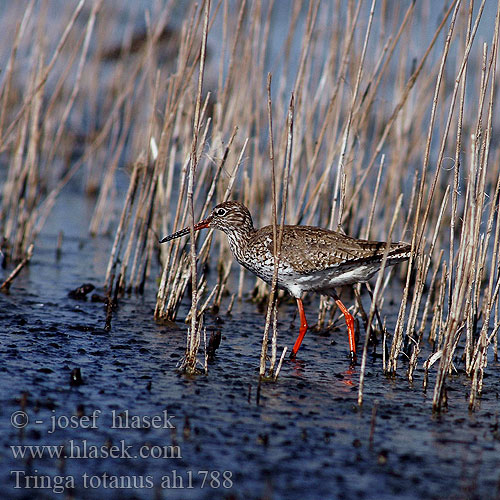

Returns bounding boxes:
[10,409,234,492]
[11,440,181,460]
[11,442,233,492]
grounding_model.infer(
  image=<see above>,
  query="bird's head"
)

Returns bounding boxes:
[160,201,254,243]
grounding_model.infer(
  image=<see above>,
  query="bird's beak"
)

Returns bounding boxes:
[159,216,212,243]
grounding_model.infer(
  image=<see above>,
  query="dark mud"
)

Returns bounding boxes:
[1,192,500,500]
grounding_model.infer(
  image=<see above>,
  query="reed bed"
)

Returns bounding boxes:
[0,0,89,264]
[1,0,499,408]
[0,0,183,259]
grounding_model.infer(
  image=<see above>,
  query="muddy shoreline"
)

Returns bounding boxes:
[1,192,499,500]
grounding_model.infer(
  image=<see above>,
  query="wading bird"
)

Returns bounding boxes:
[161,201,411,363]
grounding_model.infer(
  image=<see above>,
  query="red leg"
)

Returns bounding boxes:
[290,298,308,358]
[332,292,357,363]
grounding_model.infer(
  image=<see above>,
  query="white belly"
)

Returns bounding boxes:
[241,257,381,299]
[283,264,380,297]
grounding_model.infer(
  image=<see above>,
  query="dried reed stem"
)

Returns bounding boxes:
[358,195,402,406]
[260,88,294,378]
[183,0,211,374]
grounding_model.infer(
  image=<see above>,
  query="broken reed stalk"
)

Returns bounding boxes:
[273,346,288,382]
[155,129,243,320]
[155,132,245,323]
[156,116,212,318]
[0,243,33,292]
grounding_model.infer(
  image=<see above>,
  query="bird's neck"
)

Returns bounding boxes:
[225,226,254,262]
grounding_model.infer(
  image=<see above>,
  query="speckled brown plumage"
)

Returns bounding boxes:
[253,225,409,274]
[161,200,411,362]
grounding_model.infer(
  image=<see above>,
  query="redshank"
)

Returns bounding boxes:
[160,201,411,362]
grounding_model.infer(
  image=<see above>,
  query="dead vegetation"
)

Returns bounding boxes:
[0,0,498,409]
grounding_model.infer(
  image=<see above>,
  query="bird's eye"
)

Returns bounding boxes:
[216,208,226,216]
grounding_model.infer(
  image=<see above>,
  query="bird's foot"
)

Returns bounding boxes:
[349,351,357,366]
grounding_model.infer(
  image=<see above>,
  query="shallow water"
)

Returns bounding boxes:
[2,2,500,498]
[1,191,500,500]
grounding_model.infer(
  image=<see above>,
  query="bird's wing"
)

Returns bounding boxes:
[258,225,406,274]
